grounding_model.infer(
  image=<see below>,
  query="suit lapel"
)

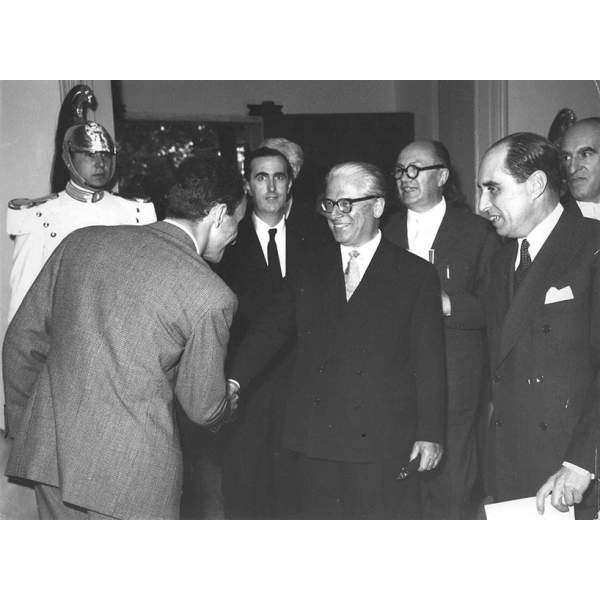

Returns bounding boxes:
[342,238,394,324]
[499,212,580,362]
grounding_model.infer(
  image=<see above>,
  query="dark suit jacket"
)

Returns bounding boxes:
[219,199,330,345]
[217,200,331,417]
[3,222,237,519]
[230,237,447,464]
[484,210,600,501]
[384,203,499,422]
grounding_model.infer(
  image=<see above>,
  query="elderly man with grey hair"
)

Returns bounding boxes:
[259,137,304,179]
[227,161,446,519]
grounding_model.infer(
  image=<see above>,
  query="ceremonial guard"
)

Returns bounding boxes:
[6,85,156,320]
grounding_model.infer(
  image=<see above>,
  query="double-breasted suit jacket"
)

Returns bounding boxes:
[3,222,236,519]
[384,203,499,516]
[230,237,447,466]
[484,210,600,504]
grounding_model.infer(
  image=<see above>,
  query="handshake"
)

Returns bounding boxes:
[206,380,241,433]
[223,379,241,424]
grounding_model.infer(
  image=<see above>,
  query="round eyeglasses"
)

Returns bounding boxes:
[320,194,381,214]
[391,163,445,180]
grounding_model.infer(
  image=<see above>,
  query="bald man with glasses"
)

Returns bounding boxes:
[384,139,499,519]
[227,161,446,519]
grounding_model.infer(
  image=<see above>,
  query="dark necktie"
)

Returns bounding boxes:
[514,238,532,291]
[267,228,283,288]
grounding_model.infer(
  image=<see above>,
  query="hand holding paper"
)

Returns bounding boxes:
[535,465,592,514]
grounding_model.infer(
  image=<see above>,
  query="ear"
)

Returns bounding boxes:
[209,202,227,227]
[438,167,449,187]
[373,197,385,219]
[243,179,252,198]
[527,170,548,200]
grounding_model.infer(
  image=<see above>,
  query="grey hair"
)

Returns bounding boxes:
[259,137,304,178]
[325,161,387,198]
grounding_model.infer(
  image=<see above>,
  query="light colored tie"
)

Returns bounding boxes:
[344,250,361,300]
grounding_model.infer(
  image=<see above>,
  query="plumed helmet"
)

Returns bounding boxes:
[62,121,116,188]
[63,121,116,155]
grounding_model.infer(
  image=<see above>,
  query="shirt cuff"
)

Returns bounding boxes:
[562,461,595,479]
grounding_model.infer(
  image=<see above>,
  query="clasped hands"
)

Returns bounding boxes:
[222,379,240,423]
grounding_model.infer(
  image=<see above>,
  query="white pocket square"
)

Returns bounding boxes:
[544,285,574,304]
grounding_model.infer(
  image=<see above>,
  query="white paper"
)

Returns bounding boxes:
[484,496,574,520]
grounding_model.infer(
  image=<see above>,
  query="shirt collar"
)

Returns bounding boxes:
[66,180,104,203]
[163,218,200,254]
[577,200,600,220]
[406,197,446,225]
[518,202,564,262]
[340,229,382,264]
[252,210,287,236]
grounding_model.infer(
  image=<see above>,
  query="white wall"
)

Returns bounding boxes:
[507,80,600,135]
[0,80,114,519]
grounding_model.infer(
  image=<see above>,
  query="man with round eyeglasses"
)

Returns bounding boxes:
[227,161,446,519]
[384,139,499,519]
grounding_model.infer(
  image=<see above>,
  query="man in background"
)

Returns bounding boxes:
[3,161,245,519]
[385,139,498,518]
[6,120,156,322]
[218,146,330,518]
[559,117,600,218]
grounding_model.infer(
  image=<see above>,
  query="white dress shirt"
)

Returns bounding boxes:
[339,230,382,283]
[406,197,446,262]
[514,202,563,268]
[252,207,289,277]
[577,200,600,220]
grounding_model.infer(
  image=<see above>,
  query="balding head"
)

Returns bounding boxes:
[395,139,450,212]
[560,118,600,203]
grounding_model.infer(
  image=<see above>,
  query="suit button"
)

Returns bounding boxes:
[542,325,551,334]
[535,375,544,384]
[43,222,49,228]
[327,424,333,431]
[50,232,57,238]
[355,369,363,375]
[36,211,42,217]
[538,422,548,431]
[492,374,501,383]
[318,365,325,374]
[313,398,320,407]
[495,419,503,427]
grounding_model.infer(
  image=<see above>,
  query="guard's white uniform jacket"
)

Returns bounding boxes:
[6,181,157,321]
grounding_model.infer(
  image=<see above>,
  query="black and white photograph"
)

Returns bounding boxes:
[1,1,599,598]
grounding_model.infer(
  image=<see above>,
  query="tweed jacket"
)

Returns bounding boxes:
[3,221,236,519]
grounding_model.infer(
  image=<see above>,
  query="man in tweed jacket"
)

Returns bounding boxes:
[2,161,246,519]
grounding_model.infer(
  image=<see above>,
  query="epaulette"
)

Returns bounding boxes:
[8,193,58,210]
[114,192,152,203]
